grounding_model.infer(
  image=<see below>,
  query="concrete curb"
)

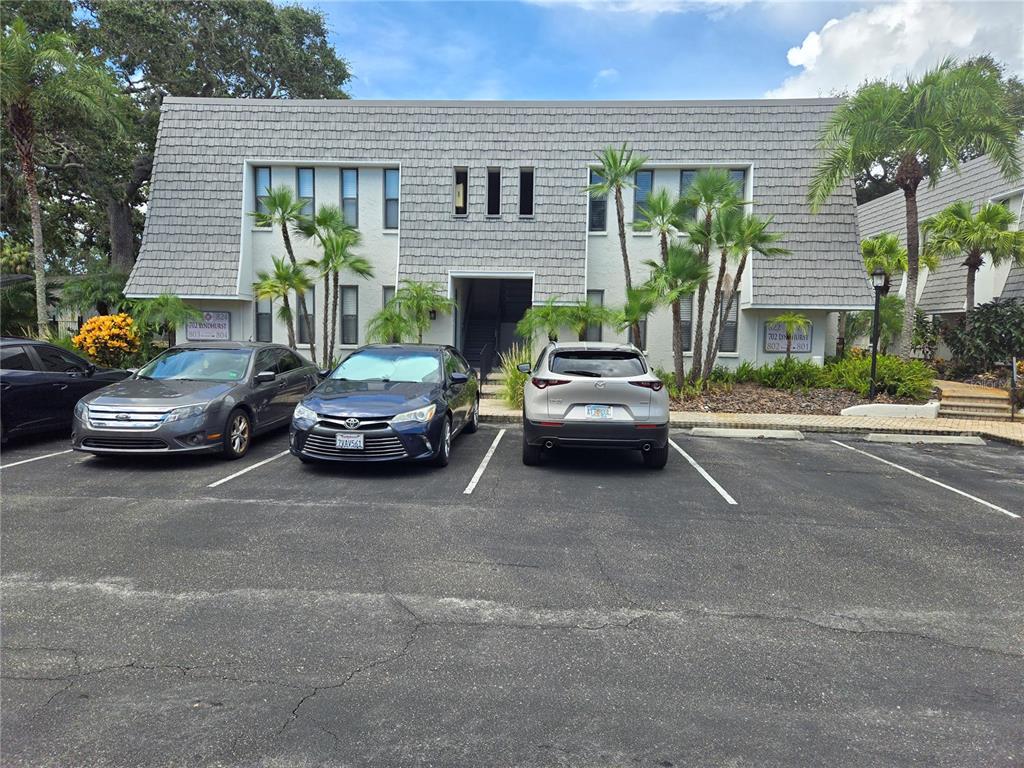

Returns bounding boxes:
[864,433,987,446]
[689,428,804,440]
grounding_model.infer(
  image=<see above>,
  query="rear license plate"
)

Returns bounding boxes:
[586,404,613,419]
[335,432,364,450]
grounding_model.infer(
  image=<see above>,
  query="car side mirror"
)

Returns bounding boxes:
[317,369,331,379]
[86,363,97,377]
[449,371,469,385]
[517,363,531,374]
[254,370,277,384]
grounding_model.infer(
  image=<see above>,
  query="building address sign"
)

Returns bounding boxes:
[186,311,232,341]
[763,321,812,353]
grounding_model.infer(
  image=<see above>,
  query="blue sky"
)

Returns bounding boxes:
[314,0,1023,101]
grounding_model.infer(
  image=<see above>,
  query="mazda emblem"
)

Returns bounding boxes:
[344,418,360,429]
[594,381,606,389]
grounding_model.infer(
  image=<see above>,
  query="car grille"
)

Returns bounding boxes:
[82,436,168,450]
[302,432,407,459]
[87,404,173,430]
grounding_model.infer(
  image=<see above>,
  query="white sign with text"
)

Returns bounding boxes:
[764,321,812,353]
[186,311,231,341]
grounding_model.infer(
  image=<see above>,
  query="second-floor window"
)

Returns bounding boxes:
[341,168,358,226]
[679,169,699,221]
[454,167,469,216]
[487,168,501,216]
[519,168,534,216]
[633,169,653,223]
[297,167,314,217]
[254,166,271,218]
[384,168,399,229]
[730,168,746,200]
[589,170,607,232]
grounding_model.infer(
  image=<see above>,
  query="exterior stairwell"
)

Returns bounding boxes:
[936,380,1014,422]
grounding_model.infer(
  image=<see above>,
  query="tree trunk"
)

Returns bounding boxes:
[321,274,330,368]
[786,334,792,359]
[964,252,982,330]
[330,270,340,366]
[688,212,714,383]
[707,255,747,371]
[282,295,296,349]
[18,147,48,336]
[614,186,640,343]
[671,297,685,387]
[282,225,316,363]
[895,157,923,359]
[836,311,847,358]
[107,197,137,273]
[702,249,729,381]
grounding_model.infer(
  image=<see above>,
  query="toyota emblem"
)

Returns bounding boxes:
[594,381,606,389]
[344,418,360,429]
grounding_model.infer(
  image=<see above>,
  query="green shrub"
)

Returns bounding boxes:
[498,343,533,409]
[734,360,758,383]
[708,365,736,384]
[942,298,1024,374]
[754,358,824,389]
[821,354,934,400]
[651,366,681,399]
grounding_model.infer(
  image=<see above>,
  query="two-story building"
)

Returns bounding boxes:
[125,97,873,371]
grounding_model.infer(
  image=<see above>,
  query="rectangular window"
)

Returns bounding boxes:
[589,170,607,232]
[297,167,315,217]
[633,169,654,223]
[341,168,358,226]
[297,287,315,345]
[486,167,501,216]
[519,168,534,216]
[383,168,400,229]
[255,299,272,342]
[254,166,272,217]
[679,169,699,220]
[584,290,603,342]
[454,167,469,216]
[719,292,739,353]
[680,293,693,352]
[382,285,395,307]
[341,286,358,345]
[729,168,746,200]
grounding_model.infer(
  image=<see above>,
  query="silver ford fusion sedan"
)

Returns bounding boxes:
[519,341,670,469]
[72,342,318,459]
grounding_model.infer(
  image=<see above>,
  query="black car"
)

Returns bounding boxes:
[290,344,479,466]
[0,337,130,443]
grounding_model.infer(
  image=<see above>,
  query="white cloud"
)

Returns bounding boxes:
[592,67,620,87]
[766,1,1024,98]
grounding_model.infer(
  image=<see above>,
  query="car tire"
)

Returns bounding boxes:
[463,397,480,434]
[430,415,452,467]
[643,444,669,469]
[222,408,252,460]
[522,435,543,466]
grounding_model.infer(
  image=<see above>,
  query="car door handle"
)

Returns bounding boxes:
[55,383,69,391]
[0,383,11,392]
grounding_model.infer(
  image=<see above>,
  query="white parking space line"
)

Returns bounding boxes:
[831,440,1019,519]
[207,450,290,488]
[669,440,737,505]
[463,429,506,495]
[1,449,73,470]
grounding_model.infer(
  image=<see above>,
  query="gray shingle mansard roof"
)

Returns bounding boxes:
[856,153,1024,314]
[127,97,873,308]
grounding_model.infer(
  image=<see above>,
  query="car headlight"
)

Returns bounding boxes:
[293,403,317,427]
[74,400,88,420]
[390,403,436,424]
[164,403,209,423]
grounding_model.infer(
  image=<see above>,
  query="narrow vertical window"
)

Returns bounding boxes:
[454,167,469,216]
[486,167,501,216]
[341,286,358,345]
[719,292,739,353]
[680,293,693,352]
[589,170,607,232]
[255,299,272,342]
[679,169,698,220]
[382,285,395,307]
[297,287,315,345]
[383,168,399,229]
[297,167,315,217]
[519,168,534,216]
[633,169,653,223]
[584,290,603,342]
[254,166,272,217]
[341,168,358,226]
[729,168,746,201]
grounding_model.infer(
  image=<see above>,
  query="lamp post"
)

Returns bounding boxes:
[868,267,886,399]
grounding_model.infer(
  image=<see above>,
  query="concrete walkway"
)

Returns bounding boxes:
[480,399,1024,447]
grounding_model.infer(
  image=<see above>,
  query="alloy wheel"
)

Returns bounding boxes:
[230,414,250,454]
[443,420,451,457]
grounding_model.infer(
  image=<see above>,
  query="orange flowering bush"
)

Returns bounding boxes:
[72,313,140,367]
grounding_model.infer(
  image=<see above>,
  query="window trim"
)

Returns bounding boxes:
[453,166,469,217]
[382,285,395,308]
[340,285,359,346]
[383,168,400,230]
[518,167,535,218]
[340,167,359,227]
[632,169,654,225]
[486,167,501,217]
[296,167,315,217]
[254,166,272,222]
[588,169,607,233]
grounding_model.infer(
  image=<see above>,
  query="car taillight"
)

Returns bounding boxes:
[630,380,664,391]
[531,377,569,389]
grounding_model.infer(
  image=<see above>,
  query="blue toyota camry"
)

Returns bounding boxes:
[289,344,479,467]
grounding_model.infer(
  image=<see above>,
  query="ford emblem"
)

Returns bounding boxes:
[116,413,130,420]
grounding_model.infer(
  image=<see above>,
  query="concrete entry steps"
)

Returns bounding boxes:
[936,380,1013,422]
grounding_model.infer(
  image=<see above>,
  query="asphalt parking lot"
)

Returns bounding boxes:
[2,425,1022,767]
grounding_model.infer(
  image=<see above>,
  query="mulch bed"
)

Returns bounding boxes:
[672,383,919,416]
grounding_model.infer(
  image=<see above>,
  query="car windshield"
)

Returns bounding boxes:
[549,350,646,378]
[330,348,442,383]
[136,348,252,382]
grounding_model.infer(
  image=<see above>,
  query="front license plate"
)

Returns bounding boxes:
[586,404,613,419]
[335,432,364,450]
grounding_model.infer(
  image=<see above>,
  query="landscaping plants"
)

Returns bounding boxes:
[499,343,533,409]
[72,313,140,367]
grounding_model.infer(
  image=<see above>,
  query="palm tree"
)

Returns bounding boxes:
[704,213,788,376]
[391,281,455,344]
[366,303,416,344]
[565,300,617,342]
[129,294,202,347]
[809,59,1022,357]
[615,286,658,348]
[296,204,347,365]
[251,186,316,361]
[588,143,648,341]
[2,17,125,335]
[703,207,743,379]
[770,312,811,359]
[516,297,572,342]
[253,257,312,349]
[60,267,129,316]
[643,242,711,385]
[318,229,372,366]
[922,201,1024,326]
[679,169,741,382]
[860,233,908,297]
